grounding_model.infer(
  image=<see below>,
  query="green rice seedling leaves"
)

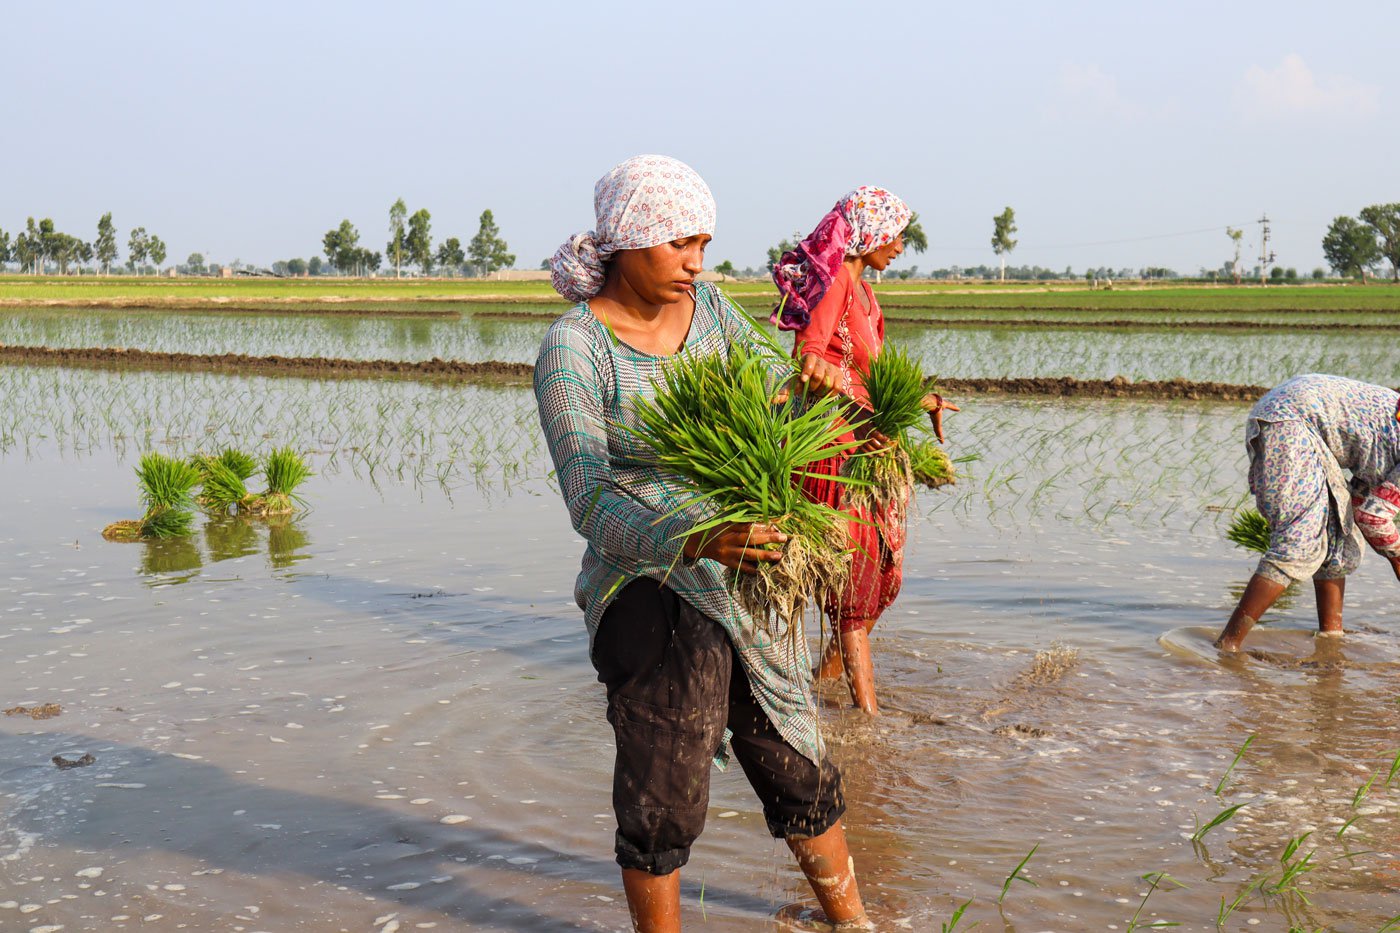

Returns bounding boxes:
[842,342,928,513]
[1215,734,1256,795]
[940,897,977,932]
[140,504,197,539]
[1385,748,1400,788]
[1216,875,1266,928]
[1336,815,1361,839]
[216,447,258,481]
[908,432,956,488]
[136,452,202,512]
[1126,871,1185,931]
[629,342,861,637]
[1191,803,1246,843]
[1226,508,1271,554]
[998,843,1040,905]
[1265,832,1316,905]
[105,452,201,541]
[1352,770,1378,810]
[249,446,313,516]
[1377,915,1400,932]
[197,457,253,514]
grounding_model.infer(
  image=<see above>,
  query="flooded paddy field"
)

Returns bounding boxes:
[3,365,1399,931]
[3,305,1400,388]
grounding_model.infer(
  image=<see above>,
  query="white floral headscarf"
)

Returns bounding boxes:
[550,155,717,302]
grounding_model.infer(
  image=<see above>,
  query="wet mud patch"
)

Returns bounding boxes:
[0,344,533,385]
[4,703,61,720]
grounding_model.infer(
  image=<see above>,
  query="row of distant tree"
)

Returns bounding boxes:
[1322,205,1400,282]
[0,202,518,279]
[0,214,168,275]
[304,200,516,278]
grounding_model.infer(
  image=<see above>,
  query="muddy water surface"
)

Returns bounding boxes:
[2,373,1400,931]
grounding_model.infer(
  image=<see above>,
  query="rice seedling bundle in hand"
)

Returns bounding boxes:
[246,446,313,516]
[102,452,203,541]
[907,433,955,489]
[841,343,928,513]
[630,343,862,638]
[1226,508,1271,554]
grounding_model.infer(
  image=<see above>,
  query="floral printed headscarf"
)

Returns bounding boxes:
[550,154,717,302]
[771,186,912,331]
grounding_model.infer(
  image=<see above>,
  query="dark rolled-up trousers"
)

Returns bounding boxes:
[594,577,845,876]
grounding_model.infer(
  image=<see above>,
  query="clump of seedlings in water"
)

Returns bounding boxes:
[102,452,203,541]
[630,342,860,640]
[1226,508,1271,553]
[245,446,313,516]
[841,343,929,512]
[191,447,260,514]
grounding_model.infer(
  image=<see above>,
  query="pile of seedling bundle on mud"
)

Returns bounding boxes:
[629,335,953,641]
[102,446,312,542]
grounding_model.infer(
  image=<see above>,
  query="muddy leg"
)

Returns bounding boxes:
[1215,573,1287,652]
[1315,576,1345,635]
[787,820,871,930]
[621,868,681,933]
[839,627,878,715]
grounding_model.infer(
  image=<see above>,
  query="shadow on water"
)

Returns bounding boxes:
[0,733,780,929]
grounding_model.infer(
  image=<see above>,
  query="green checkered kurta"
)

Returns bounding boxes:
[533,282,823,764]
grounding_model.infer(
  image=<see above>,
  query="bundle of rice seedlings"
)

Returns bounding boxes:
[907,434,956,489]
[246,446,312,516]
[1227,508,1271,554]
[102,452,203,541]
[841,343,928,512]
[192,448,260,513]
[630,343,862,639]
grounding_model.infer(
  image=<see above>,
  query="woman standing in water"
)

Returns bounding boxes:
[773,187,956,714]
[1215,373,1400,652]
[535,155,873,932]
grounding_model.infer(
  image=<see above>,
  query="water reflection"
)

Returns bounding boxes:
[138,534,202,584]
[266,514,311,569]
[204,513,260,561]
[136,514,313,584]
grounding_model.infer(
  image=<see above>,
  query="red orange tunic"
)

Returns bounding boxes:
[794,268,906,630]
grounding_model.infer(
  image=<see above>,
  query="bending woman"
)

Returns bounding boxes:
[535,155,872,932]
[1215,373,1400,652]
[773,186,957,714]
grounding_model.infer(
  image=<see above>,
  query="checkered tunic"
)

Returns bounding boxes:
[533,282,823,764]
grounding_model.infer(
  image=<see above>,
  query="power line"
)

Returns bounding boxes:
[929,221,1260,253]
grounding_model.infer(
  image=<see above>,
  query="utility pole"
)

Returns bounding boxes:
[1257,214,1276,284]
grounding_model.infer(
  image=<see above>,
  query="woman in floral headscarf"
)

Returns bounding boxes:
[536,156,873,931]
[774,186,957,715]
[1214,373,1400,652]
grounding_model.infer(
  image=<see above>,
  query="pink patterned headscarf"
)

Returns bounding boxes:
[550,154,717,302]
[771,186,912,330]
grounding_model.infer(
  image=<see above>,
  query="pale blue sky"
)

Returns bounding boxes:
[4,1,1395,275]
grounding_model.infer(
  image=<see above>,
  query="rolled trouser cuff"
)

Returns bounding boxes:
[764,790,847,841]
[614,829,691,875]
